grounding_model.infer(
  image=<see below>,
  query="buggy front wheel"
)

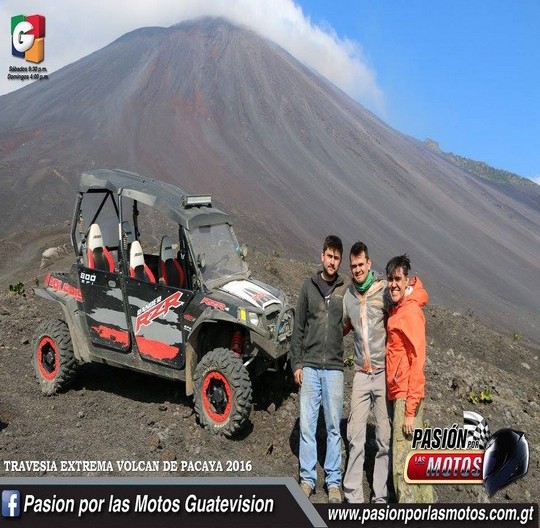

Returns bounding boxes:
[193,348,252,437]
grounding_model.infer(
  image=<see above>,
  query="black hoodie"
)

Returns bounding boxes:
[290,271,348,372]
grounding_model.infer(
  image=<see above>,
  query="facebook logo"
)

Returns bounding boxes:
[2,489,21,517]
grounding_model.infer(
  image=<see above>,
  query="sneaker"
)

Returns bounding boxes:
[300,482,314,497]
[328,486,342,504]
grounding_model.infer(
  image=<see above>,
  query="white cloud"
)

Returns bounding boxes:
[0,0,384,113]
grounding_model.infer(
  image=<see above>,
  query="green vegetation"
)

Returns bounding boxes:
[344,354,355,368]
[468,391,479,405]
[8,282,25,296]
[445,154,528,185]
[468,387,493,405]
[424,138,534,186]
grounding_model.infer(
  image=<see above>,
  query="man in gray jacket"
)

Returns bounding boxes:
[291,235,348,504]
[342,241,391,503]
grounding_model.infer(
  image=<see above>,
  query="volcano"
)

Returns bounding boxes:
[0,17,538,345]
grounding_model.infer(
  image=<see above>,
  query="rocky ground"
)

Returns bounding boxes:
[0,227,538,505]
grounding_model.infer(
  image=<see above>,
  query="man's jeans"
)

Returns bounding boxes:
[299,367,344,489]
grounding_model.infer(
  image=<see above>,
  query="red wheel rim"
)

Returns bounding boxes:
[37,337,59,380]
[202,371,232,422]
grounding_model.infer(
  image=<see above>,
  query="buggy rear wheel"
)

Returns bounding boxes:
[32,319,78,395]
[193,347,252,437]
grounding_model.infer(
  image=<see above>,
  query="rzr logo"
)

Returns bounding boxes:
[135,292,184,334]
[200,297,227,311]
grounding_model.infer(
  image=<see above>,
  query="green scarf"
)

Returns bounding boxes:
[354,270,374,294]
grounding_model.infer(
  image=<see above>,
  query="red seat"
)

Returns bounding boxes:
[129,241,155,283]
[159,235,185,288]
[87,223,115,272]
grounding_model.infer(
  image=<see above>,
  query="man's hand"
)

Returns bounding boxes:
[402,415,415,436]
[294,368,303,386]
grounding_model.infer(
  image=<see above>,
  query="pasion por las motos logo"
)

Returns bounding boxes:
[405,411,529,495]
[11,14,45,63]
[405,411,489,485]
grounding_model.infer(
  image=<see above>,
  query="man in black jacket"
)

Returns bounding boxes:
[291,235,348,504]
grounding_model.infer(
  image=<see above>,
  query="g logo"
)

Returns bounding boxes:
[11,14,45,63]
[12,21,35,53]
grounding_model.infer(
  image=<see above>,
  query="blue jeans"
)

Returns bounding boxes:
[299,367,344,489]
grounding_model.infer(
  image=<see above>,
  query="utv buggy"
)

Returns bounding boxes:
[33,169,294,436]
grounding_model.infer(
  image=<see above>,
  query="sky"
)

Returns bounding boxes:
[2,0,539,183]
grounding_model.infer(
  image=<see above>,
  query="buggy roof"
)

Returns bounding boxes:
[79,169,230,229]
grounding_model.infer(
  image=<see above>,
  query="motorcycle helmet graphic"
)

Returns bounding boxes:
[483,428,529,496]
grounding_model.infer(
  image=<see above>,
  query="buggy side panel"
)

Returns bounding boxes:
[78,264,131,352]
[126,279,192,369]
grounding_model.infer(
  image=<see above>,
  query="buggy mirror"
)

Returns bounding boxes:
[197,253,206,269]
[238,244,248,259]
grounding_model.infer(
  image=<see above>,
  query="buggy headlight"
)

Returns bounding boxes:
[248,312,260,326]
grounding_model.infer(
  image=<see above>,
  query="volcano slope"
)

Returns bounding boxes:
[0,227,538,504]
[1,17,539,348]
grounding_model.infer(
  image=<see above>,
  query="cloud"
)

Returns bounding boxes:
[0,0,384,113]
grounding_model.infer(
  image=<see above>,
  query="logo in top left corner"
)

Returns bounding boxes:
[11,14,46,63]
[2,489,21,518]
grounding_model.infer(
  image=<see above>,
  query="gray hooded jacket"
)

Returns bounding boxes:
[343,274,390,372]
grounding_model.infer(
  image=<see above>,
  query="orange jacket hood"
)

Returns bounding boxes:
[398,276,428,311]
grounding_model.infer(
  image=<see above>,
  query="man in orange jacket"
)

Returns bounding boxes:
[385,254,434,503]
